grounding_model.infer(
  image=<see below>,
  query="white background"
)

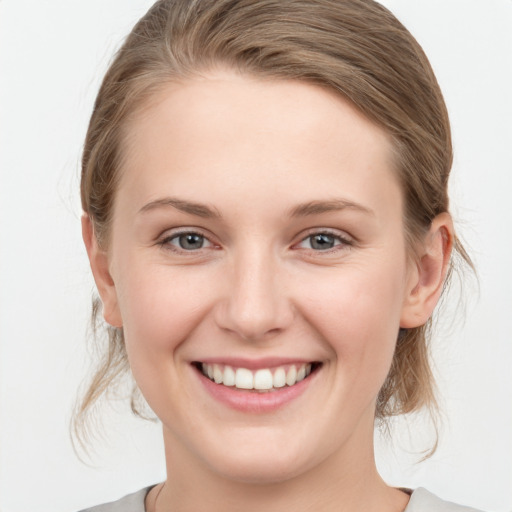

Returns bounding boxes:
[1,1,511,511]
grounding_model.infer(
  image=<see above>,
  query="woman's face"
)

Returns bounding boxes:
[95,71,423,483]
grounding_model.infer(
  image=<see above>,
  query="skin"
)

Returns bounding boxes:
[83,70,453,512]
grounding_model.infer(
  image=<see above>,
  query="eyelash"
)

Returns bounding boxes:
[158,229,216,253]
[157,228,353,255]
[293,229,353,254]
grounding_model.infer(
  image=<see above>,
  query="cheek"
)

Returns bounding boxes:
[115,261,215,354]
[112,262,219,413]
[298,260,407,384]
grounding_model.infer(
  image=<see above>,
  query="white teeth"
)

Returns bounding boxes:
[200,363,315,390]
[213,364,223,384]
[254,369,273,390]
[286,365,297,386]
[223,365,235,386]
[235,368,254,389]
[273,367,286,388]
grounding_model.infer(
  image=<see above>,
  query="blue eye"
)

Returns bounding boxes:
[165,232,213,251]
[308,233,337,250]
[297,232,350,251]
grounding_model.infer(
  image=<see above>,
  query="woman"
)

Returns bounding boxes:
[77,1,480,510]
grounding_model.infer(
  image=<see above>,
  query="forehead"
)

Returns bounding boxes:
[117,71,401,221]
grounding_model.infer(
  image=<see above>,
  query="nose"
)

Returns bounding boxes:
[214,249,294,342]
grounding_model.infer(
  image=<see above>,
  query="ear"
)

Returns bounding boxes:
[81,214,123,328]
[400,212,454,328]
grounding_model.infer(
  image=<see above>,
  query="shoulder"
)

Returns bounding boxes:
[77,487,152,512]
[406,488,485,512]
[76,486,485,512]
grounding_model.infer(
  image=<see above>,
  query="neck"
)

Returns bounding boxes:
[150,421,409,512]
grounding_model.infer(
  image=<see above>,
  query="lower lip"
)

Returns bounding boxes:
[195,367,318,413]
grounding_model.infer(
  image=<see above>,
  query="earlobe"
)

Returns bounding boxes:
[81,215,123,328]
[400,213,454,328]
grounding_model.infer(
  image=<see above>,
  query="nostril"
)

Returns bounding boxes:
[212,269,295,341]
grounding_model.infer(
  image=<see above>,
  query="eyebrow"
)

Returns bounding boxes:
[138,197,222,218]
[289,199,374,217]
[138,196,373,219]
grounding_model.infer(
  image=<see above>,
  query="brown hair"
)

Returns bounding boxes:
[76,0,472,444]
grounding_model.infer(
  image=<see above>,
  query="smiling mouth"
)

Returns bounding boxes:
[193,362,321,392]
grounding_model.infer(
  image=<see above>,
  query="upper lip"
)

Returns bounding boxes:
[193,357,319,370]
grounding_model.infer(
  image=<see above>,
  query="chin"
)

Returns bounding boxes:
[197,431,323,485]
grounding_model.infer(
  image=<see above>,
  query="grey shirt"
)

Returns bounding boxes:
[78,486,484,512]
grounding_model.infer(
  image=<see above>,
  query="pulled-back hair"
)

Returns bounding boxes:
[77,0,472,444]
